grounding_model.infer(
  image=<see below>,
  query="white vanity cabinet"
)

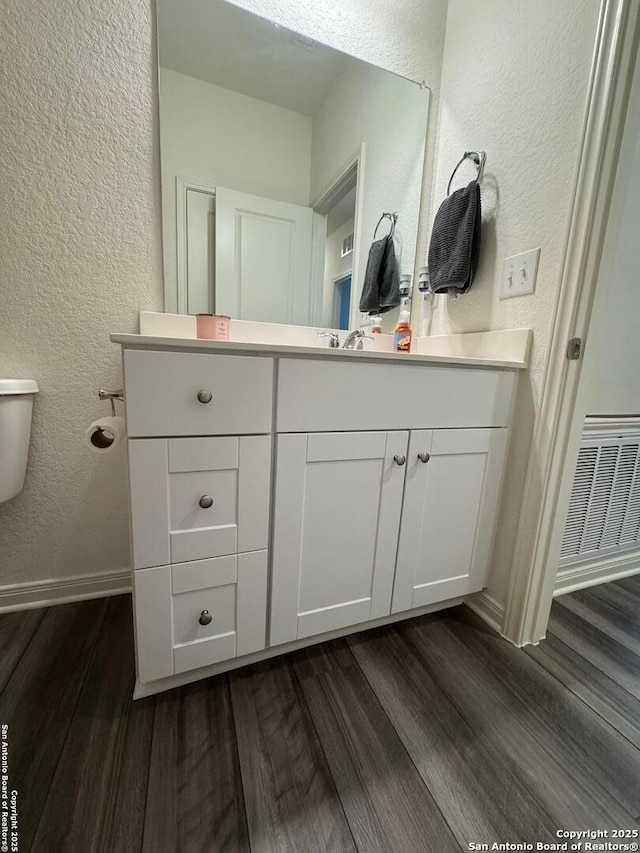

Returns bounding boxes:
[116,341,519,694]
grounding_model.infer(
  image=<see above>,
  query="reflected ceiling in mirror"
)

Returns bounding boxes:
[157,0,430,329]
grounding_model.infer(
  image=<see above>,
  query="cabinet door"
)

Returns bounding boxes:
[270,431,408,645]
[128,435,271,569]
[392,428,508,613]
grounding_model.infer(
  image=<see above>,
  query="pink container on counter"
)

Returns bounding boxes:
[196,314,231,340]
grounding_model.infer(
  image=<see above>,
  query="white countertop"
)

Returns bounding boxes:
[110,332,530,370]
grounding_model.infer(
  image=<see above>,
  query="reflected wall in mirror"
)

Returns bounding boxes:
[158,0,430,329]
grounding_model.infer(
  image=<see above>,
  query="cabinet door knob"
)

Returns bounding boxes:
[393,454,406,466]
[199,609,213,626]
[199,495,214,509]
[417,452,430,463]
[197,389,213,404]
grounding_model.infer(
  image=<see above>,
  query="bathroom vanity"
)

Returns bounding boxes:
[112,333,527,696]
[112,0,531,698]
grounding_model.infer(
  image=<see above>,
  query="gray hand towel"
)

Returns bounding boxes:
[428,180,481,295]
[359,234,400,315]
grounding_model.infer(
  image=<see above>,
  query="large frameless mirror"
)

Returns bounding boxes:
[157,0,430,329]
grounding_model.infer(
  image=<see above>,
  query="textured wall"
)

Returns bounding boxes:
[0,0,163,585]
[429,0,601,606]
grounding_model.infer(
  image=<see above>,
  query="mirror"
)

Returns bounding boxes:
[157,0,430,329]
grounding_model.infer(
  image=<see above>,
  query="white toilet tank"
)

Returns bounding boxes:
[0,379,39,503]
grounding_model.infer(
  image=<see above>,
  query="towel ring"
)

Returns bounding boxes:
[373,211,398,239]
[447,151,486,196]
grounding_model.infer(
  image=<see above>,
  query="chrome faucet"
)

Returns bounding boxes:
[317,331,340,348]
[342,329,373,350]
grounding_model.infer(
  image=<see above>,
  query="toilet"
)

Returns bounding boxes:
[0,379,38,503]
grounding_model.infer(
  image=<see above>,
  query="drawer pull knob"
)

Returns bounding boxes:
[417,452,430,463]
[199,609,213,626]
[197,389,213,404]
[393,454,406,467]
[199,495,214,509]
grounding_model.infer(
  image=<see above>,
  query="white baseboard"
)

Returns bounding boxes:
[554,550,640,597]
[464,590,505,636]
[0,569,131,613]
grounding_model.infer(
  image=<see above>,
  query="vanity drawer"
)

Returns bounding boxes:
[123,349,273,437]
[134,551,268,683]
[129,435,270,569]
[276,358,515,432]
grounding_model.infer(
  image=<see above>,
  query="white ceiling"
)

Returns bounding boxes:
[157,0,353,116]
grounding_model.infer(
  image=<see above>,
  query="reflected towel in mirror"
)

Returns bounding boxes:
[359,234,400,314]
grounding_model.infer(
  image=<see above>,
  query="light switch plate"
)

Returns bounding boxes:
[499,248,540,299]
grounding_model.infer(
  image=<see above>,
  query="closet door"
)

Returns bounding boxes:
[391,428,508,613]
[270,431,408,645]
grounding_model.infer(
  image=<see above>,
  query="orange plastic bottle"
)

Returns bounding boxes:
[393,309,412,353]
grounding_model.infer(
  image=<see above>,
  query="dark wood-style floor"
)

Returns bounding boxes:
[3,577,640,852]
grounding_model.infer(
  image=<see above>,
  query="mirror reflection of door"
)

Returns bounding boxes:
[216,188,314,325]
[181,184,314,325]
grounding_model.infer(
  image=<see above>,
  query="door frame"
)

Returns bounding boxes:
[311,144,366,330]
[501,0,640,646]
[175,177,217,314]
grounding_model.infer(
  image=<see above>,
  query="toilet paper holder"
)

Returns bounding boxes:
[98,388,124,417]
[88,388,125,450]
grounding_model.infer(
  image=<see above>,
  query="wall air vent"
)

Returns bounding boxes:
[560,421,640,567]
[341,233,354,258]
